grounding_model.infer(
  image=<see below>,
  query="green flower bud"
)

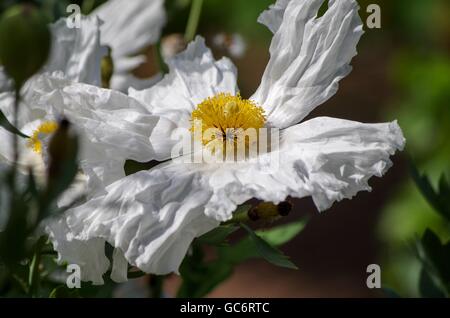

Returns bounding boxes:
[101,46,114,88]
[0,4,51,88]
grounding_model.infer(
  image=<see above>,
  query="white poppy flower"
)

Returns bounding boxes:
[90,0,166,92]
[43,0,405,284]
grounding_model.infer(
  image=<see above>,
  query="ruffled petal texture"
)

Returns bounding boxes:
[201,117,405,219]
[129,36,238,160]
[45,163,220,282]
[44,16,105,86]
[91,0,166,91]
[30,74,160,192]
[252,0,364,128]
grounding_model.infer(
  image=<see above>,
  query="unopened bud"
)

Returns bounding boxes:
[277,201,292,216]
[101,46,114,88]
[47,118,78,182]
[248,201,292,221]
[0,4,51,88]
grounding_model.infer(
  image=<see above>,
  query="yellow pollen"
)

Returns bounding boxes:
[27,121,58,154]
[190,93,266,154]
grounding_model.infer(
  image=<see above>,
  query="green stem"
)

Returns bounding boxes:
[9,87,21,210]
[28,236,46,297]
[155,41,169,74]
[184,0,204,43]
[12,88,20,170]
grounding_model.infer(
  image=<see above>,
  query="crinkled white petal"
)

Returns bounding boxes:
[45,217,110,285]
[111,72,162,94]
[29,74,160,191]
[129,36,238,160]
[0,89,47,129]
[46,117,403,279]
[205,117,405,220]
[257,0,291,34]
[111,248,129,283]
[45,163,220,281]
[0,67,12,92]
[92,0,165,64]
[91,0,166,91]
[252,0,364,128]
[44,16,105,86]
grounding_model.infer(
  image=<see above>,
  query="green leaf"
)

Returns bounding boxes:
[240,223,298,270]
[219,219,307,265]
[49,285,79,298]
[382,287,402,298]
[177,243,233,298]
[28,236,46,297]
[178,219,307,297]
[419,268,446,298]
[0,109,28,138]
[410,163,450,222]
[256,219,307,246]
[196,224,239,246]
[414,229,450,296]
[177,261,232,298]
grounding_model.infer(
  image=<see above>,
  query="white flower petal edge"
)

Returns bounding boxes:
[30,74,161,193]
[0,67,12,92]
[252,0,364,128]
[45,218,110,285]
[129,36,238,160]
[46,163,220,282]
[44,16,106,87]
[91,0,166,91]
[111,72,163,96]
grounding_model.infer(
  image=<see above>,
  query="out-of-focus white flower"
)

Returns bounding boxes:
[0,16,159,201]
[160,33,187,61]
[213,32,247,58]
[43,0,405,284]
[90,0,166,92]
[0,16,104,183]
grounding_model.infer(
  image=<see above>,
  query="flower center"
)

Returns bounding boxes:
[190,93,266,154]
[27,121,58,154]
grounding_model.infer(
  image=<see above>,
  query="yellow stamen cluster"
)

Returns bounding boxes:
[190,93,266,153]
[27,121,58,154]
